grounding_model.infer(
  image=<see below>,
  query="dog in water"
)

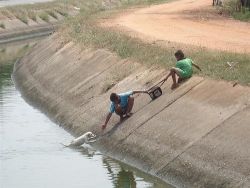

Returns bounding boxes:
[62,132,96,147]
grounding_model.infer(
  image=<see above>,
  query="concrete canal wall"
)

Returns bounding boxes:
[14,34,250,188]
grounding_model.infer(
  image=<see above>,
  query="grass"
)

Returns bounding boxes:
[27,10,37,22]
[0,9,14,19]
[232,10,250,21]
[58,0,250,85]
[221,0,250,21]
[55,8,69,17]
[0,23,5,29]
[39,12,49,22]
[0,0,76,23]
[46,10,58,19]
[13,11,29,24]
[0,0,248,85]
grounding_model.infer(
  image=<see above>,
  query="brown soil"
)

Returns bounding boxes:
[103,0,250,53]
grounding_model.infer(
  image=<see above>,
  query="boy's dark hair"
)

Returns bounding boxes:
[110,93,117,102]
[174,50,185,59]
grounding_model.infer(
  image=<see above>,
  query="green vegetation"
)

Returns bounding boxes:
[46,10,58,19]
[0,0,248,85]
[232,10,250,21]
[39,12,49,22]
[58,0,250,85]
[0,43,31,88]
[0,9,13,19]
[0,23,5,29]
[12,9,29,24]
[221,0,250,21]
[27,10,37,22]
[0,0,75,24]
[55,8,69,17]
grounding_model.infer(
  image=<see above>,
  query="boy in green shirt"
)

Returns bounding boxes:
[164,50,201,89]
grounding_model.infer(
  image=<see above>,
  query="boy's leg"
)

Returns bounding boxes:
[178,77,185,83]
[125,96,134,116]
[170,68,182,89]
[115,105,125,122]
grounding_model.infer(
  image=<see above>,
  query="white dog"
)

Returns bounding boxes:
[62,132,96,147]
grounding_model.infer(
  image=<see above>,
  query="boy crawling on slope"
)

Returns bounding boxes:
[164,50,201,89]
[101,90,148,130]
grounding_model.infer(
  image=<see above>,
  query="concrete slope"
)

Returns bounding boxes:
[14,35,250,188]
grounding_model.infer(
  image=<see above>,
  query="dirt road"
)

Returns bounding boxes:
[108,0,250,53]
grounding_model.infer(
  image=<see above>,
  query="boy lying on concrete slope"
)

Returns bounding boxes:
[101,90,148,130]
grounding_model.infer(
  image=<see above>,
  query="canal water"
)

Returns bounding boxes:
[0,42,173,188]
[0,0,53,7]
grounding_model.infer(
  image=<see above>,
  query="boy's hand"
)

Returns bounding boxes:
[101,124,107,130]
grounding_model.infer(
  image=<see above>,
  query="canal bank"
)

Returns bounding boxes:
[13,34,250,188]
[1,40,172,188]
[0,0,80,44]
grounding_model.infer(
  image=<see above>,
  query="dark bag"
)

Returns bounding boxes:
[148,86,162,100]
[147,79,165,100]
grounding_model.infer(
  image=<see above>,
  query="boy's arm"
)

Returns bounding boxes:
[132,90,148,94]
[192,62,202,71]
[102,112,112,130]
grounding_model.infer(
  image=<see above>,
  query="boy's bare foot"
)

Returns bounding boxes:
[125,112,133,118]
[178,77,185,83]
[119,113,133,122]
[171,83,179,90]
[120,115,125,122]
[102,124,107,130]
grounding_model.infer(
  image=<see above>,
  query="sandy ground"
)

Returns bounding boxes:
[104,0,250,53]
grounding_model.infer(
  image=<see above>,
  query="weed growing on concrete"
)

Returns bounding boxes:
[55,8,69,17]
[14,11,29,24]
[39,12,49,22]
[46,10,58,19]
[0,9,13,19]
[0,23,5,29]
[0,48,6,53]
[27,10,37,22]
[0,0,73,23]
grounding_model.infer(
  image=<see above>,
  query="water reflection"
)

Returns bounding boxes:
[103,157,137,188]
[0,60,13,88]
[73,145,96,158]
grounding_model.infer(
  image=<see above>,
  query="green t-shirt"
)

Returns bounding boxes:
[176,58,193,78]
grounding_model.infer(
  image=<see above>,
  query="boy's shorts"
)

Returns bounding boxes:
[176,68,192,79]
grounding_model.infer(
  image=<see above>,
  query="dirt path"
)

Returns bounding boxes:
[106,0,250,53]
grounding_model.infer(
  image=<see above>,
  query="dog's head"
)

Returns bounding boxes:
[85,132,96,142]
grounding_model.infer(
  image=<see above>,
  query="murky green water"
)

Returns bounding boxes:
[0,43,173,188]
